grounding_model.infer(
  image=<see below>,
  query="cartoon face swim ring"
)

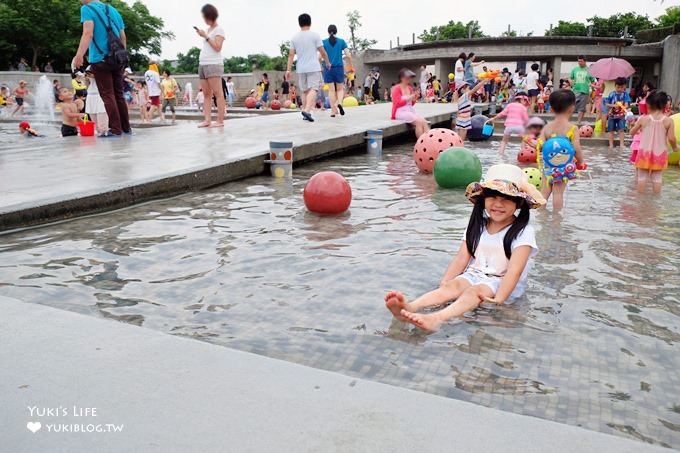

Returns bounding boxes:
[540,136,576,183]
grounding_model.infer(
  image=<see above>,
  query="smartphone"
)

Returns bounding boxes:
[193,26,199,30]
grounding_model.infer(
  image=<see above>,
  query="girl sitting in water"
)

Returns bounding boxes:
[385,164,546,332]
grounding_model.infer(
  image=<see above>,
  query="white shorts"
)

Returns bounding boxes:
[503,125,525,136]
[298,72,322,92]
[456,271,525,304]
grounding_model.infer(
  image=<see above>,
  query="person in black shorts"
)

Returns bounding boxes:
[281,77,290,102]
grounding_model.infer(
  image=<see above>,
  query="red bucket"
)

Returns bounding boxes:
[638,101,648,115]
[77,117,95,136]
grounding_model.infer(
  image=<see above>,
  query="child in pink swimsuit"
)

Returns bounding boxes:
[488,94,530,154]
[629,90,678,193]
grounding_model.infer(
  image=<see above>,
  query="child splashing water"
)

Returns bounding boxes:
[385,164,546,332]
[629,91,678,193]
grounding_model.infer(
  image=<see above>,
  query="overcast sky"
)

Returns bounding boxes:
[140,0,674,59]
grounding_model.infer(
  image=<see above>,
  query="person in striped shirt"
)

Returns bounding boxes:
[454,79,487,141]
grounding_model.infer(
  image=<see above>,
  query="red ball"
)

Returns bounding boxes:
[517,147,537,163]
[271,100,282,110]
[245,97,257,109]
[283,100,292,109]
[303,171,352,215]
[413,128,464,173]
[579,125,593,138]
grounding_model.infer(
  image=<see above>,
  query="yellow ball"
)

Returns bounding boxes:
[448,73,454,80]
[323,84,329,91]
[669,152,680,165]
[669,113,680,165]
[342,96,359,107]
[274,167,285,178]
[523,167,543,190]
[289,103,297,109]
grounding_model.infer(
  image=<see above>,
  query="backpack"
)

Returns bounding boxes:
[88,4,130,70]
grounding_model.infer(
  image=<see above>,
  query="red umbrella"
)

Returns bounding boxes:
[588,57,635,80]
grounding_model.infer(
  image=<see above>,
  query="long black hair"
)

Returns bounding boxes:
[328,24,338,46]
[465,189,531,259]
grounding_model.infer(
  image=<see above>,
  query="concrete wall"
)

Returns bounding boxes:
[660,35,680,104]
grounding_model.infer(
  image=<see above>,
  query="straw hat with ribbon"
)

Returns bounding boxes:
[465,164,546,209]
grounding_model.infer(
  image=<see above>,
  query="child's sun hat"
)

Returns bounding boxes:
[527,116,545,127]
[465,164,546,209]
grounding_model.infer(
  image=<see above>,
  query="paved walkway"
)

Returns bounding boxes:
[0,296,668,453]
[0,103,454,231]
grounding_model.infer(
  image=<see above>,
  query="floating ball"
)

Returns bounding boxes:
[342,96,359,108]
[413,128,464,173]
[468,115,492,141]
[303,171,352,215]
[579,125,593,138]
[244,96,257,109]
[255,101,262,109]
[517,148,537,163]
[271,100,282,110]
[669,113,680,165]
[669,152,680,165]
[448,73,454,80]
[433,148,482,188]
[523,167,543,190]
[283,100,292,109]
[290,103,297,110]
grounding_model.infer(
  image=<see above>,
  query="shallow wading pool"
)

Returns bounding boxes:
[1,140,679,447]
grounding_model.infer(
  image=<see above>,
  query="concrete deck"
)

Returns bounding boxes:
[0,295,668,453]
[0,103,454,231]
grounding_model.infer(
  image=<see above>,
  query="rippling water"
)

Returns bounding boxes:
[1,139,679,447]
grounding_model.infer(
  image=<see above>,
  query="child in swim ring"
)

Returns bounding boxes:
[537,89,585,210]
[522,116,545,155]
[385,164,546,332]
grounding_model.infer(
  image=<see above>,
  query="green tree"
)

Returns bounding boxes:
[0,0,172,71]
[548,20,588,36]
[174,47,201,74]
[223,56,250,73]
[419,20,485,42]
[587,13,656,38]
[657,5,680,27]
[346,10,377,51]
[501,29,517,37]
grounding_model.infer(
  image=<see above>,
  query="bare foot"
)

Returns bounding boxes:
[211,122,224,128]
[400,309,442,332]
[197,121,211,128]
[385,291,409,321]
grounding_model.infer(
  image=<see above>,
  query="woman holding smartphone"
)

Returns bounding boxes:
[195,4,226,128]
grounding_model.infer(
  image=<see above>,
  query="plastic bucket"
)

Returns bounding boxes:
[266,160,292,178]
[269,141,293,162]
[78,119,95,137]
[482,123,494,137]
[365,129,383,154]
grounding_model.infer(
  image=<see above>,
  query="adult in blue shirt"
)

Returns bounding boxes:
[463,52,485,86]
[73,0,130,136]
[322,24,353,117]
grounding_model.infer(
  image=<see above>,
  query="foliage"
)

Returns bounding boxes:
[548,21,588,37]
[657,5,680,27]
[419,20,486,42]
[346,10,377,51]
[587,13,656,38]
[0,0,172,72]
